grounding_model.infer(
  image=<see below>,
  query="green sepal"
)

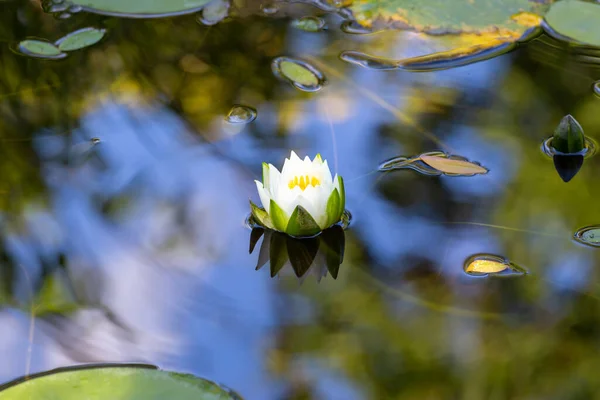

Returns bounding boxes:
[249,200,275,230]
[325,188,342,228]
[337,175,346,215]
[285,205,321,237]
[553,114,585,154]
[262,163,270,188]
[269,199,289,232]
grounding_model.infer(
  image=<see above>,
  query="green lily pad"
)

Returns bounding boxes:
[349,0,553,34]
[56,28,106,52]
[0,364,240,400]
[67,0,212,17]
[17,39,66,60]
[544,0,600,46]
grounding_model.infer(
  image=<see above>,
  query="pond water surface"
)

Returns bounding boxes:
[2,1,600,399]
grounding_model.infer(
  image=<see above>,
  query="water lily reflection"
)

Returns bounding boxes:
[249,225,345,281]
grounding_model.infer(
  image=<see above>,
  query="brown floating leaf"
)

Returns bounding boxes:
[420,154,489,176]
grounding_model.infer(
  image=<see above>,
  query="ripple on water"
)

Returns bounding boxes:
[225,105,257,124]
[271,57,326,92]
[463,254,528,277]
[541,136,597,158]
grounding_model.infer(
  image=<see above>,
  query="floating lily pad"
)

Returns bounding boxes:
[420,154,489,175]
[56,27,106,52]
[66,0,212,17]
[0,364,241,400]
[464,254,527,277]
[544,0,600,46]
[272,57,325,92]
[574,226,600,247]
[349,0,553,34]
[378,151,489,176]
[16,39,66,60]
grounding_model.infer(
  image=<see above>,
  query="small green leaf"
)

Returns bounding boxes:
[286,205,321,237]
[249,200,275,230]
[269,200,289,232]
[553,114,585,154]
[280,61,319,87]
[55,27,106,52]
[325,189,342,228]
[269,232,289,277]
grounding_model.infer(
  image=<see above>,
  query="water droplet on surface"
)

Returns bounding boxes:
[68,4,83,13]
[340,51,398,70]
[57,12,72,19]
[225,105,257,124]
[574,226,600,247]
[271,57,326,92]
[291,16,326,32]
[261,3,279,15]
[15,39,67,60]
[594,81,600,98]
[464,254,527,277]
[378,151,489,177]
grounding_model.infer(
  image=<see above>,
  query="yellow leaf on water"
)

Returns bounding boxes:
[420,154,489,176]
[465,259,509,274]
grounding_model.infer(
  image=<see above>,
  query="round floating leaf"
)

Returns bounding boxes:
[0,364,240,400]
[349,0,552,33]
[574,226,600,247]
[17,39,66,59]
[280,61,318,87]
[68,0,212,17]
[56,27,106,52]
[544,0,600,46]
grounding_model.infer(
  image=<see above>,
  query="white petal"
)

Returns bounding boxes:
[268,163,281,196]
[321,160,333,184]
[290,151,301,163]
[333,174,341,192]
[275,185,302,216]
[255,181,272,213]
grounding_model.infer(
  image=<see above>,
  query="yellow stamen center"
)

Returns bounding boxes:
[288,175,320,191]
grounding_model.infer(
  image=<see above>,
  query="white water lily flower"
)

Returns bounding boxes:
[250,151,345,237]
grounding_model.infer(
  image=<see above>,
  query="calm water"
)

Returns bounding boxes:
[2,1,600,399]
